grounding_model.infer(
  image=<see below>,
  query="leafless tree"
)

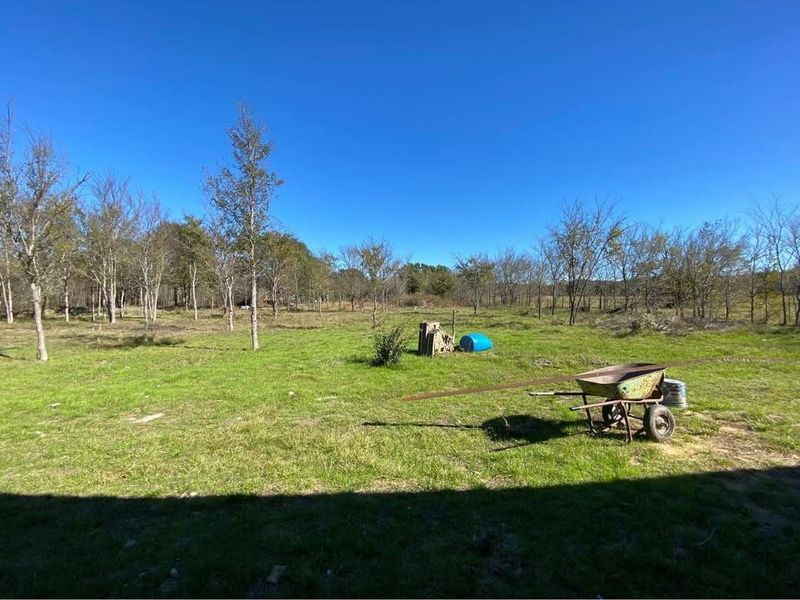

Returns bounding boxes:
[455,253,494,315]
[307,252,335,314]
[522,252,547,317]
[54,212,79,322]
[494,247,526,306]
[607,222,644,311]
[134,195,168,328]
[751,196,796,325]
[0,107,86,360]
[338,245,365,311]
[358,237,398,314]
[205,105,282,351]
[0,232,14,322]
[260,231,297,321]
[787,215,800,325]
[177,215,211,321]
[80,175,137,324]
[206,212,239,331]
[0,108,16,323]
[548,199,623,325]
[538,238,563,316]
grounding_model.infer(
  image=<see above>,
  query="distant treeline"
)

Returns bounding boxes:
[2,104,799,360]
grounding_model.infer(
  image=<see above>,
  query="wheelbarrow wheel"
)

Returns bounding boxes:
[602,402,637,427]
[644,405,675,442]
[602,402,624,426]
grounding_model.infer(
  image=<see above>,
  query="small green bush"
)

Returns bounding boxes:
[372,325,407,366]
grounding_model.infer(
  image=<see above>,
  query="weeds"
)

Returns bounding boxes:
[372,325,407,365]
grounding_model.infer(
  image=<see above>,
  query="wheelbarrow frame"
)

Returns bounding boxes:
[528,364,675,443]
[529,391,665,442]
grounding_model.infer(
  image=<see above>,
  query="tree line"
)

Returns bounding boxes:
[1,104,799,360]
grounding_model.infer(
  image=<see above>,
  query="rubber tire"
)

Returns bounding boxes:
[644,405,676,442]
[602,403,624,426]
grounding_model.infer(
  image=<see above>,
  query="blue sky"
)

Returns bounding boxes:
[2,1,799,265]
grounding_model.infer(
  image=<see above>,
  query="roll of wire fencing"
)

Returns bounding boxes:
[661,378,688,410]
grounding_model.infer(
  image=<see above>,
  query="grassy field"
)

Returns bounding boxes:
[1,307,799,597]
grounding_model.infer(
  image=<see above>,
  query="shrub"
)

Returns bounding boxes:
[372,325,407,366]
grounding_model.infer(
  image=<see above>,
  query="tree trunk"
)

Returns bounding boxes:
[63,277,70,323]
[537,283,542,318]
[226,284,234,332]
[90,284,96,321]
[795,283,800,326]
[250,257,259,351]
[271,282,278,322]
[150,283,161,322]
[1,278,12,323]
[780,278,788,325]
[190,262,198,321]
[1,250,13,323]
[763,273,769,323]
[104,281,116,325]
[102,260,117,325]
[30,282,48,362]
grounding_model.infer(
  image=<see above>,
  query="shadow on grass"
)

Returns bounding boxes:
[363,415,581,449]
[1,467,799,597]
[0,346,21,359]
[268,323,324,330]
[66,333,186,350]
[344,353,415,367]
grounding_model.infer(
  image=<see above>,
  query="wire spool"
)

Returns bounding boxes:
[661,378,688,409]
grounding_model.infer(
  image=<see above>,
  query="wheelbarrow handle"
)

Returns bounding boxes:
[528,391,585,396]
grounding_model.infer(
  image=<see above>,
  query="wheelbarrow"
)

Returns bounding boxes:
[529,363,676,443]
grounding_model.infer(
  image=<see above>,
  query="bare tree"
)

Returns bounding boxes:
[494,247,526,306]
[206,212,239,332]
[177,215,211,321]
[205,105,282,351]
[744,221,765,323]
[0,108,86,360]
[538,238,563,316]
[338,245,365,310]
[0,107,16,324]
[0,232,14,323]
[358,237,397,314]
[521,252,547,317]
[788,215,800,325]
[80,175,137,324]
[751,196,796,325]
[455,253,494,315]
[134,196,168,329]
[607,222,643,311]
[260,231,298,321]
[307,251,335,315]
[549,199,623,325]
[54,212,79,322]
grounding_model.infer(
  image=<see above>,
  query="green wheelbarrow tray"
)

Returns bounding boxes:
[574,363,666,400]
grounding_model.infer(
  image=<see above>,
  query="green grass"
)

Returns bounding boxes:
[1,308,799,597]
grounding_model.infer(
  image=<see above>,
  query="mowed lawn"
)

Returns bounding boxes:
[1,308,799,597]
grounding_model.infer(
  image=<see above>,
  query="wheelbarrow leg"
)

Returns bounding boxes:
[620,400,632,443]
[581,393,599,435]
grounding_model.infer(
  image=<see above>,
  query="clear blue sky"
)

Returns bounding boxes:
[2,1,799,265]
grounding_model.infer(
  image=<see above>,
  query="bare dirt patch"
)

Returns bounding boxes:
[659,417,800,470]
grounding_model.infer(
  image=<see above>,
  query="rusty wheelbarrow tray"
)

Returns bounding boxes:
[530,363,675,443]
